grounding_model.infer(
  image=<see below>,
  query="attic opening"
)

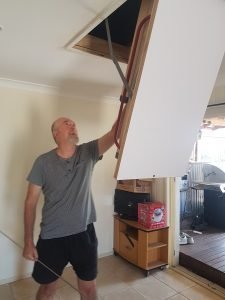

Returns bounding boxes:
[72,0,142,63]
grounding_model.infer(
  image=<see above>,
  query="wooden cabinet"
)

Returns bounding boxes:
[114,215,168,276]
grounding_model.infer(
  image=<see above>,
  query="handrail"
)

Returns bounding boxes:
[114,15,151,149]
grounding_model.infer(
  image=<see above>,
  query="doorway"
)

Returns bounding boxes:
[179,126,225,288]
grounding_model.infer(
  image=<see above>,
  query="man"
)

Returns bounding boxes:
[23,116,120,300]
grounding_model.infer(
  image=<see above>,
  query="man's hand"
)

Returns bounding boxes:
[98,108,126,156]
[23,242,38,261]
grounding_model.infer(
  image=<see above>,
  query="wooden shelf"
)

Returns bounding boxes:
[148,242,167,249]
[114,216,169,275]
[114,215,169,232]
[148,260,167,269]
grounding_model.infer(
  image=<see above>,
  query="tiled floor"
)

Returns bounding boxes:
[1,255,225,299]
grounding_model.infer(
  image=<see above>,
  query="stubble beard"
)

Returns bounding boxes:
[69,135,79,145]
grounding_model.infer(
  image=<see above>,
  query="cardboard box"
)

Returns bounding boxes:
[116,179,152,193]
[138,202,166,229]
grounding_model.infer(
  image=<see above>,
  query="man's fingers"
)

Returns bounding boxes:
[23,247,38,261]
[33,248,38,261]
[23,254,35,261]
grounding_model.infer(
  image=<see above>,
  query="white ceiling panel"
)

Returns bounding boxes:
[0,0,126,98]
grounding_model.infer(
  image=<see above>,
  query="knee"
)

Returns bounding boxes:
[37,282,57,298]
[79,283,97,300]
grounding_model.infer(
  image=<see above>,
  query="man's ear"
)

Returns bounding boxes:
[52,131,58,142]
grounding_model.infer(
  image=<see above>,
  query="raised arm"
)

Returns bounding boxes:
[97,123,116,157]
[23,183,42,261]
[98,109,125,156]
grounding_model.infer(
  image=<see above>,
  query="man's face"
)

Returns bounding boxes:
[53,118,79,144]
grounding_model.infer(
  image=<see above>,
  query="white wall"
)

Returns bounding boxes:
[0,85,119,284]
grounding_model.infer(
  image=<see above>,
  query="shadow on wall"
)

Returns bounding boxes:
[53,77,121,144]
[56,77,122,102]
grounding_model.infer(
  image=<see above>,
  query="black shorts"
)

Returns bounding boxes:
[32,224,98,284]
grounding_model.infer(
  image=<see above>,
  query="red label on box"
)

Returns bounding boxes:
[138,202,166,229]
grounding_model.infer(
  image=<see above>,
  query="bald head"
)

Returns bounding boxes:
[51,117,79,145]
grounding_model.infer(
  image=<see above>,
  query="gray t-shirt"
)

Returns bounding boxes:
[27,140,99,239]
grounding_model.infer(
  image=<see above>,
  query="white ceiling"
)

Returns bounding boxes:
[0,0,224,102]
[0,0,126,100]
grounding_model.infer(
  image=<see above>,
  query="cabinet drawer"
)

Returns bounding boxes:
[119,232,138,264]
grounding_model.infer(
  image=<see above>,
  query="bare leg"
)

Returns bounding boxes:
[36,280,58,300]
[78,278,97,300]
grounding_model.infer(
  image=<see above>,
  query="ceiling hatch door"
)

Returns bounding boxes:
[66,0,126,49]
[115,0,225,180]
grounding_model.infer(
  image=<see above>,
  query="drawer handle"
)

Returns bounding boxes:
[125,245,132,250]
